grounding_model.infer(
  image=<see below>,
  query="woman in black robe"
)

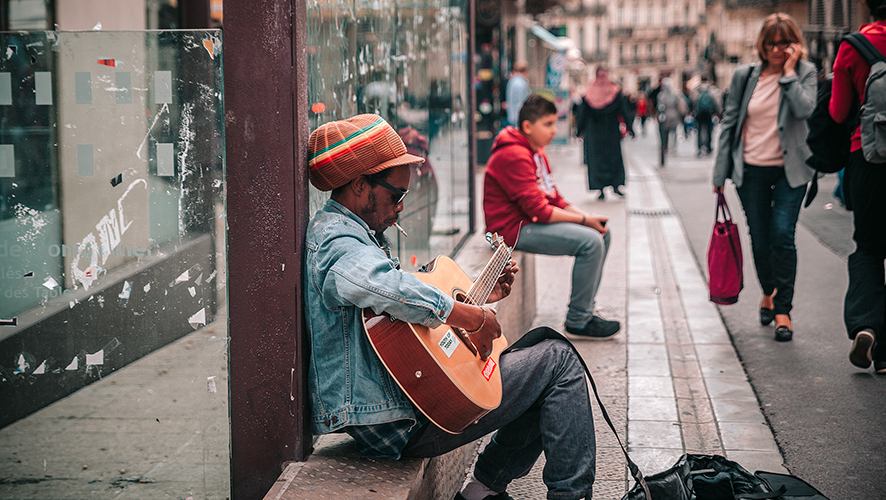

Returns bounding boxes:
[575,67,633,199]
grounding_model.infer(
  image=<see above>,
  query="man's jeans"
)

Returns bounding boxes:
[843,150,886,359]
[735,165,806,315]
[402,339,596,500]
[515,222,611,330]
[696,112,713,152]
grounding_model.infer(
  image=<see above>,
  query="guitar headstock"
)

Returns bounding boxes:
[485,232,509,253]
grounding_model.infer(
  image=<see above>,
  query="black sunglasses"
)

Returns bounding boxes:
[370,176,409,205]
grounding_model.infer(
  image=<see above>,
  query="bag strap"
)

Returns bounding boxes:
[738,64,755,106]
[714,193,743,275]
[737,485,788,499]
[716,191,733,223]
[843,33,886,65]
[504,327,652,500]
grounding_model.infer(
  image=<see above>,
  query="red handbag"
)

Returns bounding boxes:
[707,192,743,304]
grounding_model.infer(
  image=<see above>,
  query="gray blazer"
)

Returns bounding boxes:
[712,61,817,189]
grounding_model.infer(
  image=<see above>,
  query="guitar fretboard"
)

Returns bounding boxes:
[466,241,512,306]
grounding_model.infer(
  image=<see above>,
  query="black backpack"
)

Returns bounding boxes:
[803,39,859,207]
[805,75,854,176]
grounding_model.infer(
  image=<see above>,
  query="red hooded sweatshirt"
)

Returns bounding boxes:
[830,22,886,152]
[483,126,569,247]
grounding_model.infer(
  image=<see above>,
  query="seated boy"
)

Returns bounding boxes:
[484,94,620,338]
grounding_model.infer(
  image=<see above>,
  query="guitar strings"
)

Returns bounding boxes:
[468,246,512,305]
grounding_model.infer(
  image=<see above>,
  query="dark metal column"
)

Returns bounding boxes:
[224,0,310,498]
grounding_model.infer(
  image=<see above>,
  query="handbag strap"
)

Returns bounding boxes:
[716,191,733,223]
[712,193,743,287]
[504,327,652,499]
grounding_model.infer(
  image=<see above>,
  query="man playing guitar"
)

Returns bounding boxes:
[305,114,598,500]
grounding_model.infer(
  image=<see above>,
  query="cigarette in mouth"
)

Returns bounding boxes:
[394,223,408,237]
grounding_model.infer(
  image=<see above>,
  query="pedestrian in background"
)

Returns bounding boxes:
[713,12,816,342]
[505,60,530,128]
[830,0,886,373]
[682,82,695,138]
[656,78,688,163]
[575,67,633,199]
[690,75,723,156]
[635,91,651,136]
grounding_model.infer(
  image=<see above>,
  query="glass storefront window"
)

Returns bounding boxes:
[0,30,227,499]
[306,0,472,271]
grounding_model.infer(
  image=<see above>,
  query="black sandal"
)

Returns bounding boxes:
[774,325,793,342]
[759,307,775,326]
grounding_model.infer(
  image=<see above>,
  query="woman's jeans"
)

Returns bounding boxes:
[515,223,611,330]
[402,339,596,500]
[843,150,886,358]
[735,165,806,316]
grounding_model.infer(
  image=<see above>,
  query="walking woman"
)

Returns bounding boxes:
[830,0,886,372]
[712,13,816,341]
[576,67,633,199]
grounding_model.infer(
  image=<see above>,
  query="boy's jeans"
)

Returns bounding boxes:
[515,222,611,330]
[402,339,596,500]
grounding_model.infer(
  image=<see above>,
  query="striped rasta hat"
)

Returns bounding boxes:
[307,114,424,191]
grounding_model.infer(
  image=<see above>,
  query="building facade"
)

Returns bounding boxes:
[496,0,873,99]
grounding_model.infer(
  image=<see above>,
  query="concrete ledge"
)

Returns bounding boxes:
[264,434,479,500]
[263,231,536,500]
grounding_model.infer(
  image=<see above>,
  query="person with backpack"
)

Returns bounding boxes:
[830,0,886,373]
[691,75,723,156]
[656,78,688,164]
[712,13,816,342]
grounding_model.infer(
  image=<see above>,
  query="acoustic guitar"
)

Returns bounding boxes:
[362,234,512,434]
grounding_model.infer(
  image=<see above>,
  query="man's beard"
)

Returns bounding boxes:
[357,190,394,237]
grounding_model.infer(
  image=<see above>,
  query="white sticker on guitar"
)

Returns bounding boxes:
[439,329,460,358]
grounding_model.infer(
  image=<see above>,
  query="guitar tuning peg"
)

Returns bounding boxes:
[485,232,498,250]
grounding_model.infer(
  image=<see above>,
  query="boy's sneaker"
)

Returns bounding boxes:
[565,316,621,339]
[849,330,875,369]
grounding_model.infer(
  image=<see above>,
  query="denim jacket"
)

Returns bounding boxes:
[304,199,455,437]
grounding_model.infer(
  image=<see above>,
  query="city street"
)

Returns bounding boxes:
[638,121,885,500]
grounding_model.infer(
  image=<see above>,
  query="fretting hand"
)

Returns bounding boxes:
[487,260,519,303]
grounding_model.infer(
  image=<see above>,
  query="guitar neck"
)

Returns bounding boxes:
[466,244,512,306]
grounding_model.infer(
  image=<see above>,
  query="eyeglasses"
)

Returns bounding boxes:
[765,41,791,51]
[370,176,409,205]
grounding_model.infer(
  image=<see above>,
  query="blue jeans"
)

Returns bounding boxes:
[402,339,596,500]
[515,222,611,329]
[696,112,713,152]
[735,165,806,315]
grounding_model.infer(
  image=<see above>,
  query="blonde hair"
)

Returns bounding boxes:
[754,13,805,66]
